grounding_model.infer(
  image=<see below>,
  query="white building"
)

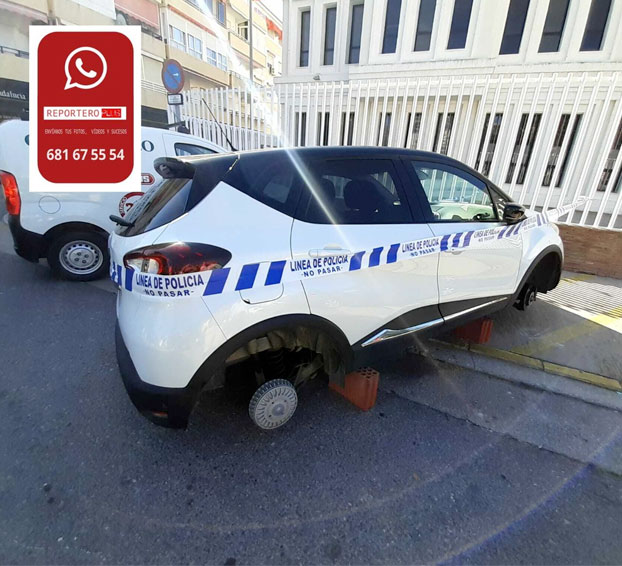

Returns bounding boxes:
[280,0,622,81]
[178,0,622,229]
[269,0,622,228]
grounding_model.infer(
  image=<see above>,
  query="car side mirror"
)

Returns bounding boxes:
[503,203,526,224]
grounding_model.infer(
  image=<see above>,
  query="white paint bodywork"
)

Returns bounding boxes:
[111,179,562,390]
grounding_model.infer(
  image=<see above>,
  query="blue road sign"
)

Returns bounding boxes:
[161,59,185,94]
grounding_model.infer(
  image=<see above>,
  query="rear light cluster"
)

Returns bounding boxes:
[0,171,20,216]
[124,242,232,275]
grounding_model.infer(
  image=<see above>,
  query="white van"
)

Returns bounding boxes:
[0,120,224,280]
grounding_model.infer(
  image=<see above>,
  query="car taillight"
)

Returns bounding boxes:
[123,242,232,275]
[0,171,20,216]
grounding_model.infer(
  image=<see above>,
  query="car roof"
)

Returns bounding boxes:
[228,145,453,162]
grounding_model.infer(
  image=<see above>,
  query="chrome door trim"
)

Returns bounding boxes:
[442,297,507,321]
[361,297,507,348]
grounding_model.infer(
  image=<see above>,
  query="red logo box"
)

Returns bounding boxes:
[37,31,134,184]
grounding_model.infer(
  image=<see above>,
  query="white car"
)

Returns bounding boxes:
[110,147,563,430]
[0,119,224,280]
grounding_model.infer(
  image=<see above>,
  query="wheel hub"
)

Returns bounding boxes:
[59,241,103,275]
[249,379,298,430]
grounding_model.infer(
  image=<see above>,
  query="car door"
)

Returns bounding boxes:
[290,156,440,346]
[404,159,523,317]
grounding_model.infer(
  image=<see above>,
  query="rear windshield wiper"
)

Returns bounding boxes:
[109,214,134,227]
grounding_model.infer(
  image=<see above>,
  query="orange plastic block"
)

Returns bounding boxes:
[453,318,493,344]
[329,367,379,411]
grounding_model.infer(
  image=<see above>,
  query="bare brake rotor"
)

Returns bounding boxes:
[249,379,298,430]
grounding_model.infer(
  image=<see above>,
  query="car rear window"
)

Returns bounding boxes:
[119,154,237,237]
[222,152,303,217]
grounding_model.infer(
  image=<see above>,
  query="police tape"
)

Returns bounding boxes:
[110,198,586,299]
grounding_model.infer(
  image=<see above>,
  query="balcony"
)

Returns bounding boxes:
[0,49,28,82]
[228,31,267,68]
[169,46,229,87]
[228,0,248,18]
[141,33,166,58]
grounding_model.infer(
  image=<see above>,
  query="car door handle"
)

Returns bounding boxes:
[444,249,464,255]
[309,247,351,258]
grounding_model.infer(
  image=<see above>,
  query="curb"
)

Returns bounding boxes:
[416,339,622,412]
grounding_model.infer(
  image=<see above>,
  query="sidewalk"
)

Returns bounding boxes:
[423,271,622,399]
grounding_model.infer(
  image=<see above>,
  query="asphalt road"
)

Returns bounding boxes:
[1,219,622,565]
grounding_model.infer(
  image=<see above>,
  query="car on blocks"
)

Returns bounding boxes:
[109,146,563,430]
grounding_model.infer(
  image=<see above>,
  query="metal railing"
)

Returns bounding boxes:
[177,72,622,230]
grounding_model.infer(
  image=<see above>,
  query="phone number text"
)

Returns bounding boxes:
[45,148,126,161]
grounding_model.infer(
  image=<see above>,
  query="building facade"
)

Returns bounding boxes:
[0,0,282,126]
[280,0,621,81]
[252,0,622,228]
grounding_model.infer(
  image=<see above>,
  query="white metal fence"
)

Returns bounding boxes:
[176,72,622,230]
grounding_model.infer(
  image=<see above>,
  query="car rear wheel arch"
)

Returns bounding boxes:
[192,314,354,394]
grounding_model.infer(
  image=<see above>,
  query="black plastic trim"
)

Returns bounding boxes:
[8,214,45,262]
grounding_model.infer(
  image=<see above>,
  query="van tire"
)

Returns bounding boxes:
[47,231,109,282]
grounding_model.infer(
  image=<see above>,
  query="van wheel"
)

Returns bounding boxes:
[47,231,109,281]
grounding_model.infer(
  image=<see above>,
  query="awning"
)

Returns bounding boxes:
[115,0,159,30]
[266,17,282,41]
[0,0,47,21]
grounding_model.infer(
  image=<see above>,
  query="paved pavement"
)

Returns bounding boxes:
[1,219,622,564]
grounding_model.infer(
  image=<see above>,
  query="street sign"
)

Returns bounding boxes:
[161,59,185,94]
[167,93,183,105]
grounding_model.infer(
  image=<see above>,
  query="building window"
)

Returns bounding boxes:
[414,0,436,52]
[432,112,455,155]
[340,112,355,145]
[377,113,392,146]
[556,114,582,187]
[499,0,530,54]
[539,0,570,52]
[188,34,202,59]
[447,0,473,49]
[323,6,337,65]
[217,53,227,71]
[206,47,217,66]
[238,21,249,40]
[295,112,307,146]
[299,9,311,67]
[169,26,186,52]
[506,113,542,184]
[348,3,364,64]
[475,113,503,176]
[581,0,612,51]
[317,112,330,145]
[598,118,622,193]
[382,0,402,54]
[216,0,225,25]
[404,112,422,148]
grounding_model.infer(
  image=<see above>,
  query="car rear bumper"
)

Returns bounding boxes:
[8,214,45,262]
[115,321,200,429]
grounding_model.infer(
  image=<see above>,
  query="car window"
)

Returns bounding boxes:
[174,143,216,156]
[298,159,411,224]
[223,152,302,217]
[409,162,498,222]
